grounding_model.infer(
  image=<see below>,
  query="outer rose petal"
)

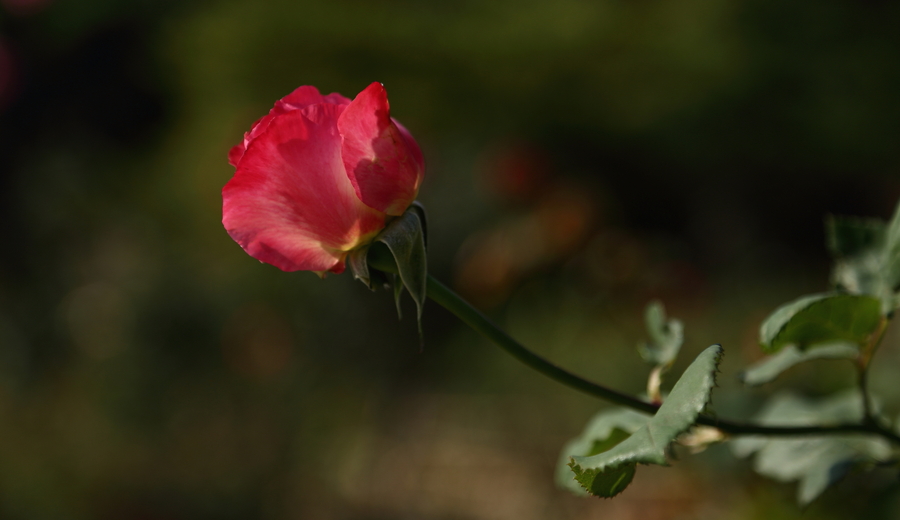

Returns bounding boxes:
[228,142,245,167]
[223,103,386,272]
[338,82,424,216]
[228,86,352,167]
[393,119,425,178]
[277,85,351,113]
[229,113,274,167]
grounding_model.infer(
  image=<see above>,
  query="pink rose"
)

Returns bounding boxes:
[223,82,425,274]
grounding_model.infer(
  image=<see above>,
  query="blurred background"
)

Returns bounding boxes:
[2,0,900,518]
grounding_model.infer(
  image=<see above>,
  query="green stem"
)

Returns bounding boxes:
[859,366,874,425]
[425,275,658,414]
[424,275,900,444]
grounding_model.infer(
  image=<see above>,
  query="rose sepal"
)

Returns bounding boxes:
[350,203,428,334]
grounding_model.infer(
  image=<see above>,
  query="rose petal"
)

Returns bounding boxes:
[338,82,424,216]
[277,85,351,113]
[228,87,353,168]
[228,142,245,168]
[229,113,275,167]
[393,119,425,176]
[223,103,385,272]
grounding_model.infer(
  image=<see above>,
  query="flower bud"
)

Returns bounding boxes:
[223,83,424,274]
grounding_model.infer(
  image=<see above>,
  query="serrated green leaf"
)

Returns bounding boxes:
[759,293,881,353]
[569,460,636,497]
[638,301,683,367]
[740,343,859,386]
[375,209,427,331]
[568,345,722,497]
[556,408,649,495]
[731,391,890,505]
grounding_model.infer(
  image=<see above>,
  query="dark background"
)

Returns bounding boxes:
[2,0,900,518]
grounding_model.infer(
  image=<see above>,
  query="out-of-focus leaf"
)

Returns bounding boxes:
[831,254,892,308]
[827,215,888,301]
[637,300,683,367]
[556,408,649,495]
[567,345,722,497]
[740,343,859,386]
[826,215,895,312]
[885,198,900,292]
[825,215,886,259]
[760,294,830,351]
[731,392,890,505]
[759,293,881,353]
[824,202,900,313]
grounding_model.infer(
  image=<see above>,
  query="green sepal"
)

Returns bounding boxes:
[373,207,428,333]
[408,201,428,249]
[758,293,882,354]
[740,343,859,386]
[348,246,374,289]
[391,273,404,320]
[350,204,428,336]
[349,245,389,290]
[568,345,722,498]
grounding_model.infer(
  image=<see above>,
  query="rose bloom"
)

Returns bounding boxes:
[223,82,424,274]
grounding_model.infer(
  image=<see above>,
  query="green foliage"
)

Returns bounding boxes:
[885,200,900,294]
[827,215,891,310]
[566,345,722,497]
[555,408,649,495]
[740,343,859,386]
[758,293,882,354]
[732,392,891,505]
[745,201,900,386]
[637,300,684,368]
[826,199,900,314]
[826,215,886,259]
[734,199,900,504]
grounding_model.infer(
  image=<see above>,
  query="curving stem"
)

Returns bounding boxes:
[425,275,900,444]
[368,249,900,444]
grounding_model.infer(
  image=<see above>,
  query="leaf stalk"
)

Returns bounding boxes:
[858,315,890,425]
